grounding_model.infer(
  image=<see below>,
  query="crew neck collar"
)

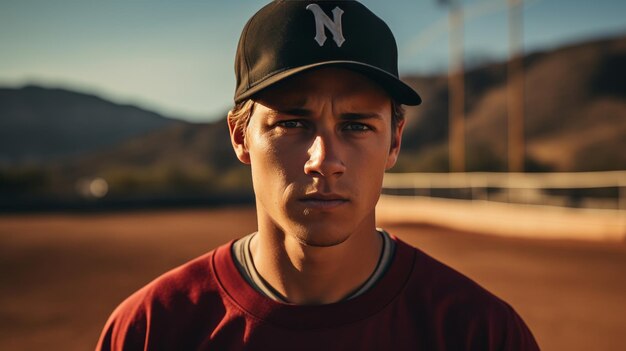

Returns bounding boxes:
[212,234,416,330]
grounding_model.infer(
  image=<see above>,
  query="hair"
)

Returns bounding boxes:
[228,98,405,147]
[228,99,256,141]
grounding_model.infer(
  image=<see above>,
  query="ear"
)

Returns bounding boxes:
[227,111,251,165]
[385,118,405,170]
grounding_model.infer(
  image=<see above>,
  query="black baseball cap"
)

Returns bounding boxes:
[234,0,422,105]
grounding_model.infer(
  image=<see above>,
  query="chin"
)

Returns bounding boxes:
[290,223,354,248]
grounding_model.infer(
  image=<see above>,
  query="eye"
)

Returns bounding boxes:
[343,122,372,132]
[276,120,305,128]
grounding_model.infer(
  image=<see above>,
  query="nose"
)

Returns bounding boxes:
[304,135,346,177]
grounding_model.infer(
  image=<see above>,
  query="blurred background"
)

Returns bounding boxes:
[0,0,624,350]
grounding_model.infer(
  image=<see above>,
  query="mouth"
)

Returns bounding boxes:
[298,193,349,210]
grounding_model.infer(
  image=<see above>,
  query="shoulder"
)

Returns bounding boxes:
[395,237,508,308]
[96,242,233,350]
[394,237,539,350]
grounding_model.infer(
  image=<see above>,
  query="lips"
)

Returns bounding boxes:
[299,193,349,210]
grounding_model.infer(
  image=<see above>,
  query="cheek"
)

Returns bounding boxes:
[355,134,393,164]
[247,134,305,188]
[350,139,391,187]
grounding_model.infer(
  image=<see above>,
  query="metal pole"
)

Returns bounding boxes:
[448,2,466,172]
[507,0,525,172]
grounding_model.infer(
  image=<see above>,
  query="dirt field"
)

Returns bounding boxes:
[1,207,625,350]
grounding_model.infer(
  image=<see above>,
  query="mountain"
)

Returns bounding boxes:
[398,35,626,172]
[2,35,624,203]
[0,86,183,165]
[54,120,252,196]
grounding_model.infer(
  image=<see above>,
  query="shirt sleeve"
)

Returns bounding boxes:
[95,293,150,351]
[500,303,541,351]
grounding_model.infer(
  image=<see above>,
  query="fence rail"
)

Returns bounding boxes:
[382,171,626,211]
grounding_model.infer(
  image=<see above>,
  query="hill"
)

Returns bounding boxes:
[1,35,624,204]
[398,35,626,172]
[0,86,183,165]
[55,121,251,196]
[53,35,626,198]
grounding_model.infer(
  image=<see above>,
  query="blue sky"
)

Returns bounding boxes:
[1,0,624,122]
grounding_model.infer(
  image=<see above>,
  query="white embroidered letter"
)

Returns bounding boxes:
[305,4,345,47]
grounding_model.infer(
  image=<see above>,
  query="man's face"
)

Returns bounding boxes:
[230,67,404,247]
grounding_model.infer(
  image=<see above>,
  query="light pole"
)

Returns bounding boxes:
[439,0,466,173]
[507,0,525,172]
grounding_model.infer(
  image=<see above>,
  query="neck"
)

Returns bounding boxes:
[251,217,382,305]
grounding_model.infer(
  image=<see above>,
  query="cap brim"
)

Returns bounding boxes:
[236,61,422,106]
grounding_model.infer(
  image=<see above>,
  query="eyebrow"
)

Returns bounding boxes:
[278,107,311,117]
[276,108,383,121]
[339,112,383,121]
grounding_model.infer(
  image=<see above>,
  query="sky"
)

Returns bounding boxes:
[1,0,625,122]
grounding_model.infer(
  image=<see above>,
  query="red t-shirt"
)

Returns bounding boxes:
[96,236,540,350]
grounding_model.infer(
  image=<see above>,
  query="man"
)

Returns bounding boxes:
[97,1,539,350]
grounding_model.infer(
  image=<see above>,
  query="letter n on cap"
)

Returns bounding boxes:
[306,4,345,47]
